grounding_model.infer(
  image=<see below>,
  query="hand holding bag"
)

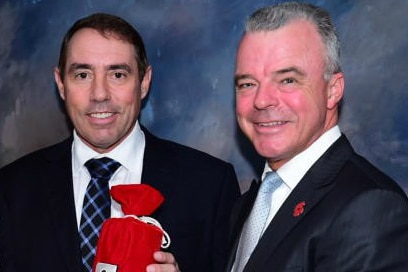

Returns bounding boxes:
[93,184,170,272]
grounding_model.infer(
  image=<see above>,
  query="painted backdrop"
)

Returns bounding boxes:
[0,0,407,192]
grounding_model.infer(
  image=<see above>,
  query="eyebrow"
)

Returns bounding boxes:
[274,66,306,77]
[67,63,91,73]
[234,74,254,85]
[67,63,133,73]
[108,64,133,73]
[234,66,306,84]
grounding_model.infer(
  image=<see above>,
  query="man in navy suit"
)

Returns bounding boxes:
[0,13,240,272]
[226,2,408,271]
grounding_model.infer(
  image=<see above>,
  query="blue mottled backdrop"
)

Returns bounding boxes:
[0,0,407,192]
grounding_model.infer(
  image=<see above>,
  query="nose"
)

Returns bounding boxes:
[90,75,110,102]
[253,82,279,110]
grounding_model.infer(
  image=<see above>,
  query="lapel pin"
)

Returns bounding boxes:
[293,201,306,217]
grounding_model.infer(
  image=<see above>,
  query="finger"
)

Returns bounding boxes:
[153,251,176,264]
[146,263,179,272]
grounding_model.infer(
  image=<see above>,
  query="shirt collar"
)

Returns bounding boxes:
[72,121,145,174]
[262,125,341,190]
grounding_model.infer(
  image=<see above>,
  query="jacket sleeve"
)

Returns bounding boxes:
[315,189,408,271]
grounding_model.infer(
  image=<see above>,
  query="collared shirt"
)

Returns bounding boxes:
[71,121,145,229]
[261,125,341,233]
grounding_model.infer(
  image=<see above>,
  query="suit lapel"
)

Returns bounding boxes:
[42,138,82,271]
[140,127,172,190]
[244,135,354,271]
[225,179,260,271]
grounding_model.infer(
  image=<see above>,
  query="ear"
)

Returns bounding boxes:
[54,68,66,100]
[326,72,344,110]
[140,66,152,99]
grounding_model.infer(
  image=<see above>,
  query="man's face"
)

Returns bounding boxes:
[235,20,344,170]
[54,28,151,153]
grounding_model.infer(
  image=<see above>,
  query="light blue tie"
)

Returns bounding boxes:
[233,171,283,272]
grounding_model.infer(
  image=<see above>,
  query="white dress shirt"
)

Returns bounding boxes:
[260,125,341,234]
[231,126,342,272]
[71,121,145,229]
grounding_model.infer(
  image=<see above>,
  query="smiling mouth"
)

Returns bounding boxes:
[89,112,115,119]
[257,121,287,126]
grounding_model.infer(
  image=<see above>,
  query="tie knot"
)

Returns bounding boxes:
[259,171,283,194]
[85,157,121,180]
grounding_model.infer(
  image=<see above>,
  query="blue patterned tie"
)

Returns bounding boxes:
[233,171,283,272]
[79,157,121,272]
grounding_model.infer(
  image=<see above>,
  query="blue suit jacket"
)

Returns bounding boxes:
[226,135,408,271]
[0,127,240,272]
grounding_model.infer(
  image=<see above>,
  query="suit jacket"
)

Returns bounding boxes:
[226,135,408,272]
[0,127,240,272]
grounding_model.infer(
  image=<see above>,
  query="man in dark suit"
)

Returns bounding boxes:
[227,2,408,271]
[0,13,240,272]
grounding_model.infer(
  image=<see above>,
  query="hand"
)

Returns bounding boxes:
[146,251,180,272]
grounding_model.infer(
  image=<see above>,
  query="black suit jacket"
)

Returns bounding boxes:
[226,135,408,271]
[0,127,240,272]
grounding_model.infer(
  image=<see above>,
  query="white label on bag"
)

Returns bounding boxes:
[95,262,118,272]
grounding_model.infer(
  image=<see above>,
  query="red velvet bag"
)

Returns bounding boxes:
[93,184,170,272]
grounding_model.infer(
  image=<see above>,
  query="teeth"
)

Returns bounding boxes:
[259,121,286,126]
[90,112,114,119]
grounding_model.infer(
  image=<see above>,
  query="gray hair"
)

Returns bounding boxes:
[245,2,341,80]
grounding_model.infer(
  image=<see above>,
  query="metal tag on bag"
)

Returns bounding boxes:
[95,262,118,272]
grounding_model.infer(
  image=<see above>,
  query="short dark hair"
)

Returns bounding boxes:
[57,13,149,82]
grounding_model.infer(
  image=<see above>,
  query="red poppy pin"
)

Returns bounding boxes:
[293,201,306,217]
